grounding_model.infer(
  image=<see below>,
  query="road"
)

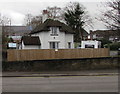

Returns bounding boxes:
[2,75,118,92]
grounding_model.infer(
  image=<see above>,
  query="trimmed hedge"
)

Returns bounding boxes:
[2,57,119,72]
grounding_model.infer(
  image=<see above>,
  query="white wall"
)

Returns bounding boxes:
[65,34,74,49]
[93,34,96,39]
[81,40,101,48]
[32,27,74,49]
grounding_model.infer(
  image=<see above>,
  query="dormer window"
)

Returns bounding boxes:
[50,27,58,36]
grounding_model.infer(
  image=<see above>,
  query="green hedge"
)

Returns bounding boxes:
[104,42,120,51]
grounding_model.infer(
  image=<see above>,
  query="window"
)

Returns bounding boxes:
[68,42,71,48]
[50,42,59,49]
[85,45,94,48]
[50,27,58,36]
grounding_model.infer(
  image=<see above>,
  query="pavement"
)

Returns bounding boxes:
[2,69,119,77]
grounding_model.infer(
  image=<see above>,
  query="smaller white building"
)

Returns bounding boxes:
[81,40,101,48]
[20,36,41,49]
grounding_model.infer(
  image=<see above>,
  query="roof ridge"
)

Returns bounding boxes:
[30,19,74,34]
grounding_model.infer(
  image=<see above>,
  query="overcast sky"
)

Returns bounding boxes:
[0,0,110,31]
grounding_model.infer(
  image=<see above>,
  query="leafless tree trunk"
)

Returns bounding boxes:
[0,13,12,50]
[24,14,33,26]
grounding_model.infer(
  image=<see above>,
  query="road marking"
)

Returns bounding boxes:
[15,75,118,78]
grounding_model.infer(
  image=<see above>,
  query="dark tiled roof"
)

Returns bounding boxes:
[30,19,75,34]
[22,36,41,45]
[1,26,32,36]
[91,30,120,36]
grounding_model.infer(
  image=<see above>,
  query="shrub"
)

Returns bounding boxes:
[97,38,112,48]
[104,42,120,50]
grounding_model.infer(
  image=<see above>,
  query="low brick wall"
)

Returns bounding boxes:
[3,57,119,71]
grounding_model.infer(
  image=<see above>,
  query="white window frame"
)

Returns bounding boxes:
[50,42,59,49]
[68,42,71,49]
[50,27,58,36]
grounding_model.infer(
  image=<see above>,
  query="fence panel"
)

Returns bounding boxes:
[7,48,110,61]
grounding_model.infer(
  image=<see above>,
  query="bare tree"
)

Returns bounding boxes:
[24,13,33,26]
[26,6,63,28]
[24,13,43,29]
[0,13,11,26]
[43,6,63,21]
[30,15,42,29]
[101,0,120,30]
[0,13,12,50]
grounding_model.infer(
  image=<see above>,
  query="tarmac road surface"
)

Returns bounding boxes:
[2,75,118,92]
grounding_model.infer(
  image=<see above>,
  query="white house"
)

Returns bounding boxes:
[20,19,74,49]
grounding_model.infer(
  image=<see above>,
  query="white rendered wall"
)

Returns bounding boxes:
[65,34,74,49]
[32,27,74,49]
[81,40,100,48]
